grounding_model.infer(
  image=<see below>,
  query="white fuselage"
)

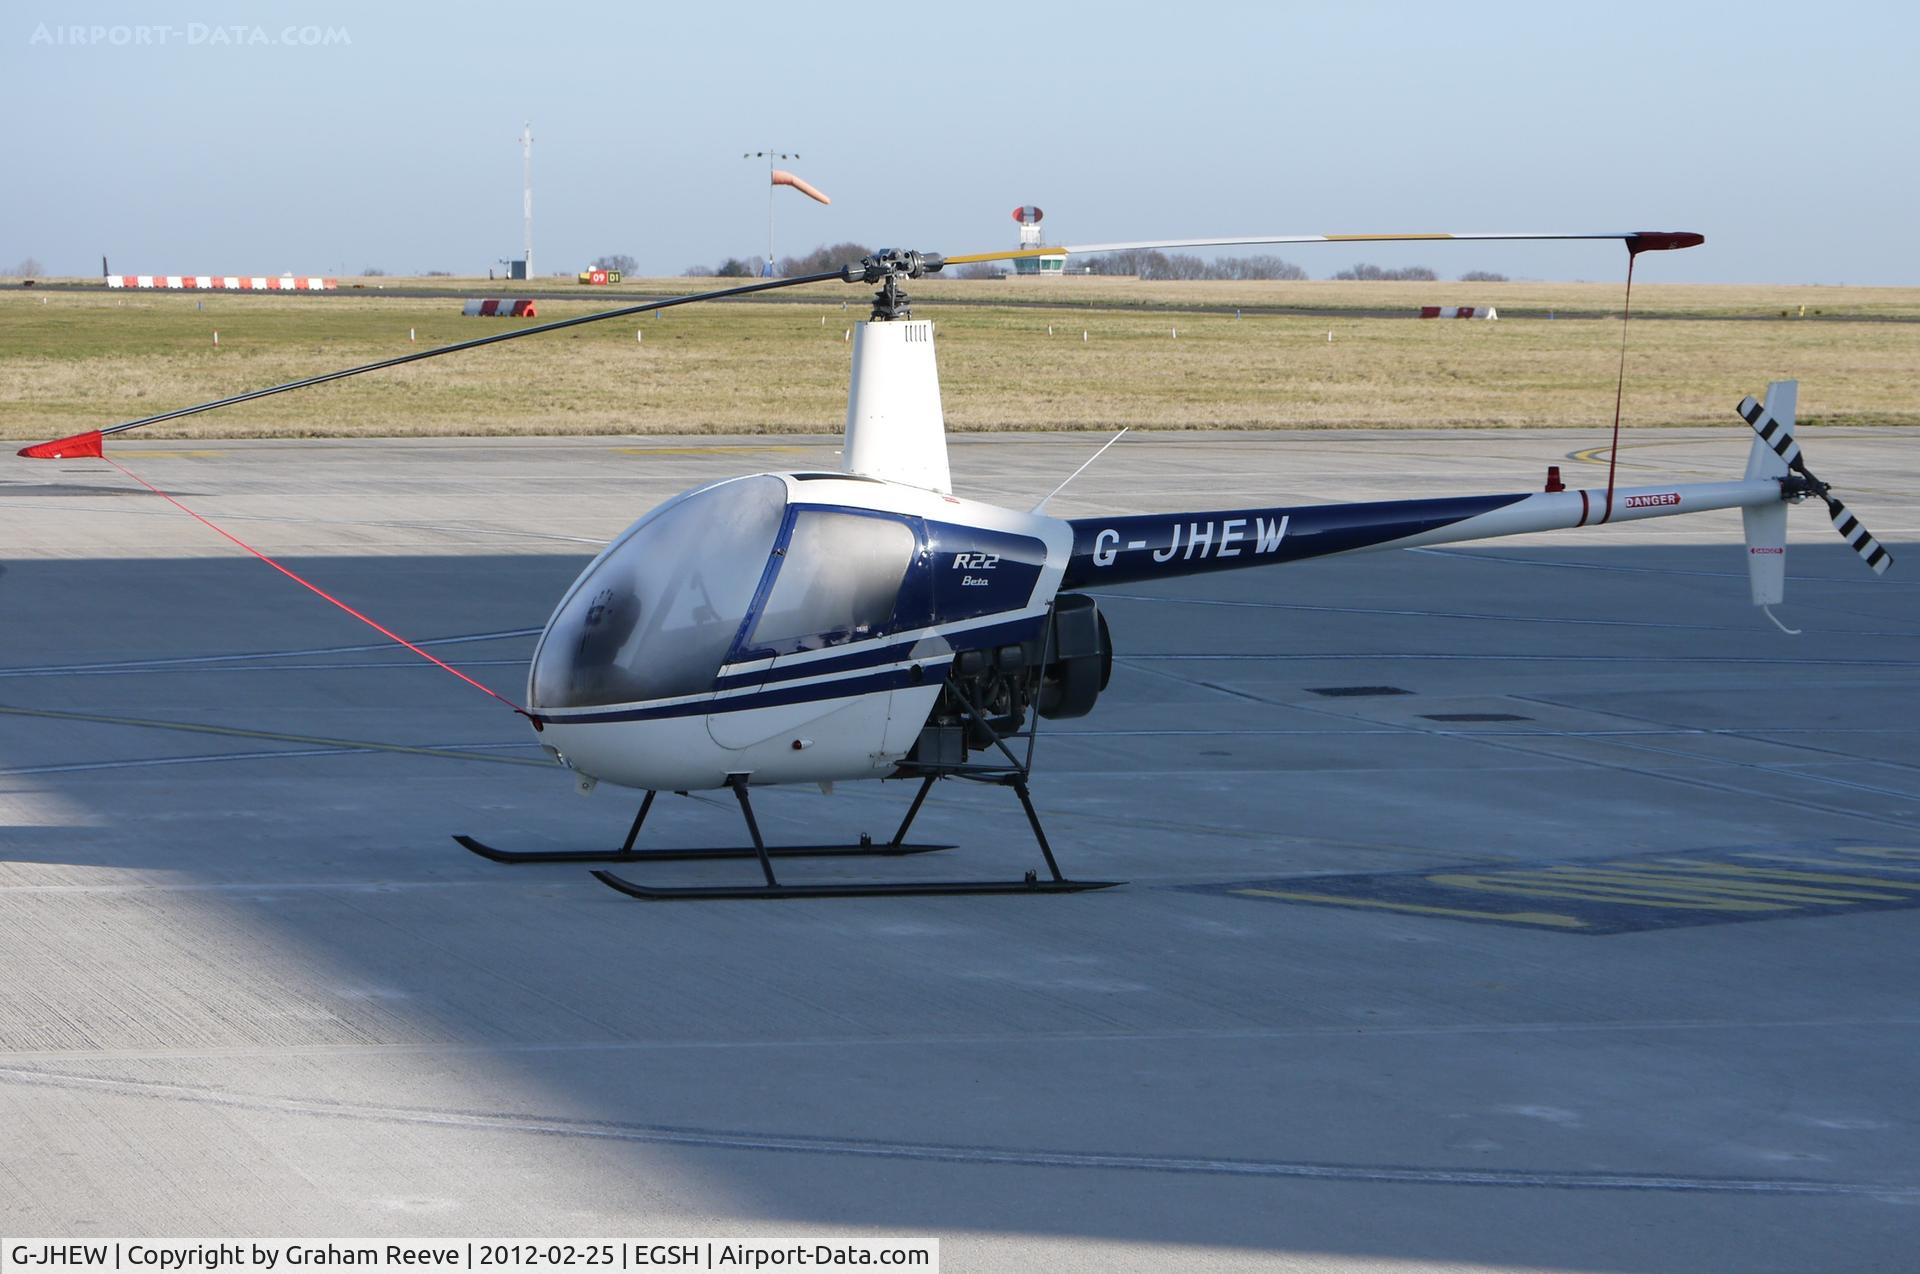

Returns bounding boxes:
[528,474,1072,793]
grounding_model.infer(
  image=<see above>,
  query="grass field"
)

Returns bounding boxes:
[3,278,1916,440]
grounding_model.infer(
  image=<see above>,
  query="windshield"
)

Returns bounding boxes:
[529,476,786,709]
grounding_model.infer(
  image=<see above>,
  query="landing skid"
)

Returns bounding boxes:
[455,789,954,865]
[454,837,952,865]
[591,774,1118,901]
[502,773,1121,901]
[461,669,1123,899]
[593,870,1115,901]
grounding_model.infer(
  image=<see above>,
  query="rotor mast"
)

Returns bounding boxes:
[842,251,953,493]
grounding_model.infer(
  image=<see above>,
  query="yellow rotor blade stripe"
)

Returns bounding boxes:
[941,248,1067,265]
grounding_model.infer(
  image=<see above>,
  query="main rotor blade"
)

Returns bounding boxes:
[939,230,1704,267]
[20,268,851,453]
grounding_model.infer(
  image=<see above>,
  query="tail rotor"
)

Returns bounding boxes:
[1739,390,1894,576]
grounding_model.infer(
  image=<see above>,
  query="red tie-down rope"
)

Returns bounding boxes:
[1599,248,1641,524]
[1593,230,1703,520]
[100,454,534,720]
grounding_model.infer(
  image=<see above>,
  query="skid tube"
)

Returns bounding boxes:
[455,786,956,865]
[590,774,1122,901]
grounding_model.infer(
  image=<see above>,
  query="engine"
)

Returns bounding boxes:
[910,595,1113,765]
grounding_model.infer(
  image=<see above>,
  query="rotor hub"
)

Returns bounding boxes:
[862,249,945,321]
[1779,470,1831,506]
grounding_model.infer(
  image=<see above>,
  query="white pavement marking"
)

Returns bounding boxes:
[0,1066,1911,1199]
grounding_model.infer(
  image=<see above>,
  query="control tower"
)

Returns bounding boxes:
[1010,206,1067,276]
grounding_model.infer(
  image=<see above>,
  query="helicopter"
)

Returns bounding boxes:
[17,232,1894,900]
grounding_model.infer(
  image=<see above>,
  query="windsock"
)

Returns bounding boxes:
[771,169,831,205]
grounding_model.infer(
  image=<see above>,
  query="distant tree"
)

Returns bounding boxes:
[1161,252,1213,280]
[1071,250,1306,281]
[593,254,637,275]
[775,242,875,276]
[1459,270,1508,283]
[956,262,1005,280]
[1332,263,1437,281]
[9,257,43,278]
[1077,249,1167,278]
[1216,254,1307,281]
[713,257,756,278]
[360,266,387,277]
[1077,249,1162,277]
[423,269,452,277]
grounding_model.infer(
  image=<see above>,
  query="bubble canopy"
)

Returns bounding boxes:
[529,476,787,710]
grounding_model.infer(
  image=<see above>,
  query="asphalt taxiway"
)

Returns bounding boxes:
[2,429,1916,1272]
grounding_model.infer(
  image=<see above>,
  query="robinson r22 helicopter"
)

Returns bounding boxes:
[18,231,1894,899]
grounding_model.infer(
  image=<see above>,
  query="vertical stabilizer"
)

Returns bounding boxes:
[1742,380,1795,607]
[1744,380,1796,481]
[843,319,952,494]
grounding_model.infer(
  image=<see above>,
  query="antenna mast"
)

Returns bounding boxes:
[521,123,534,280]
[743,148,797,277]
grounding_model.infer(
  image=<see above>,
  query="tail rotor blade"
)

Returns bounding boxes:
[1737,391,1893,577]
[1738,395,1803,469]
[1827,498,1894,575]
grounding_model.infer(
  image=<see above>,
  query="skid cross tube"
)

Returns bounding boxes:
[890,775,938,845]
[732,776,778,887]
[1011,777,1066,883]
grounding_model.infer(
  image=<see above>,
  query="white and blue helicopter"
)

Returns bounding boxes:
[19,232,1893,899]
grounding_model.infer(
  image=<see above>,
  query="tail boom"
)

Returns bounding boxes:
[1063,479,1784,589]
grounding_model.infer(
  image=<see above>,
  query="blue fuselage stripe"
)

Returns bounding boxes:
[1063,493,1528,589]
[713,614,1046,692]
[543,613,1050,726]
[543,665,938,726]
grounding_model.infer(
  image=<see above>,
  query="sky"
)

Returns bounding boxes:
[7,0,1917,285]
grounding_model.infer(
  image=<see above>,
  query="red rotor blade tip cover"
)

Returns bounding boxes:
[18,430,104,459]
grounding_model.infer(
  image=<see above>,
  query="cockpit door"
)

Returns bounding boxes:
[706,508,929,752]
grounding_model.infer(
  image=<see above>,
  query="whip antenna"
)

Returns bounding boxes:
[1035,429,1129,514]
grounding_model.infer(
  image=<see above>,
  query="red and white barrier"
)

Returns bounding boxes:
[1418,305,1498,319]
[462,298,538,318]
[105,275,337,291]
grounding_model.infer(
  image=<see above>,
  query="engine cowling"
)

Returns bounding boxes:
[910,595,1116,765]
[1037,593,1112,720]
